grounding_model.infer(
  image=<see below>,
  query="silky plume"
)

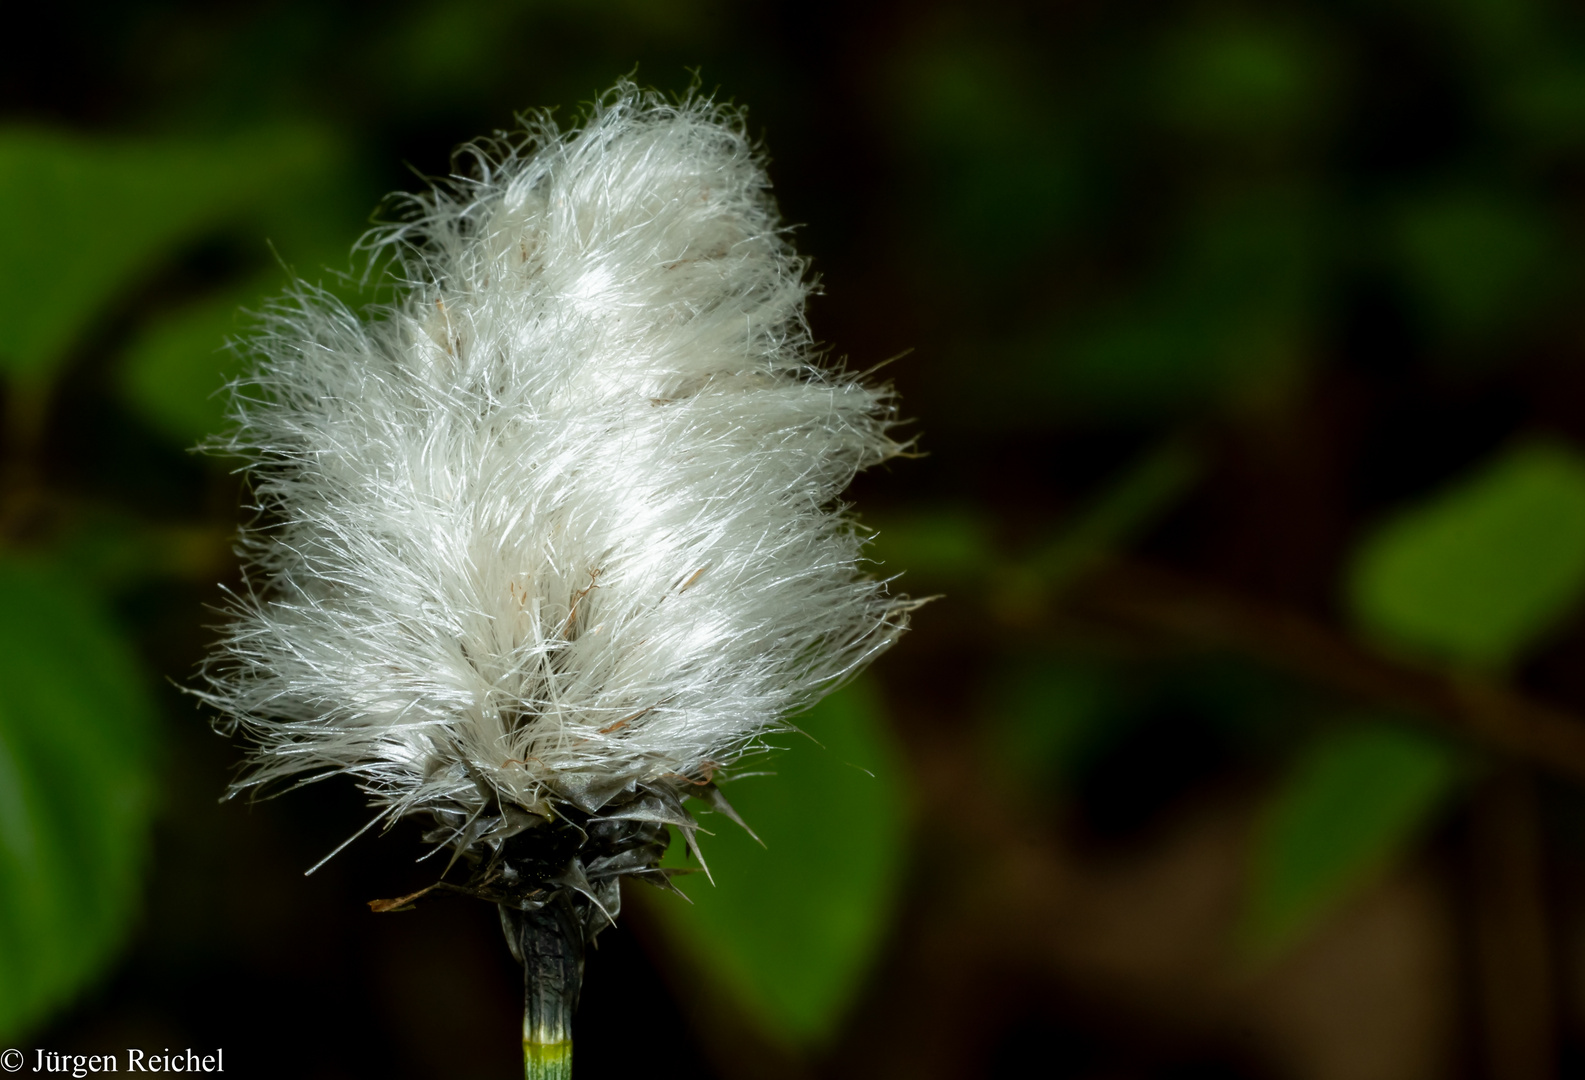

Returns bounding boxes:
[199,83,910,1077]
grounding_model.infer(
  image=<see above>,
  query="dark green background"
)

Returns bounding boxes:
[7,1,1585,1077]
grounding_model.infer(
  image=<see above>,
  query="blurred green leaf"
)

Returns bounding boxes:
[893,36,1087,265]
[0,125,339,379]
[864,508,992,583]
[1060,190,1322,415]
[1156,18,1329,138]
[373,0,717,106]
[1347,441,1585,669]
[1390,188,1554,346]
[54,511,231,591]
[1027,438,1202,588]
[868,440,1199,612]
[655,681,909,1045]
[1244,724,1459,960]
[1391,0,1546,65]
[987,654,1313,810]
[119,280,267,445]
[984,659,1121,799]
[1500,59,1585,148]
[0,559,160,1040]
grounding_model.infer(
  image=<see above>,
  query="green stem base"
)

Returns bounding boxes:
[523,1039,572,1080]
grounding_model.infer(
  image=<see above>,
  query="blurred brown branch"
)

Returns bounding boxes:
[1062,560,1585,783]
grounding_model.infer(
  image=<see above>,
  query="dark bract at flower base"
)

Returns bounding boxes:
[198,83,910,1076]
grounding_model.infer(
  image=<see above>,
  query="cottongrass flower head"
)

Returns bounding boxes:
[199,83,910,1076]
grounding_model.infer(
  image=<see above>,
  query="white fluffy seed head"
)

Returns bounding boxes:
[201,86,909,830]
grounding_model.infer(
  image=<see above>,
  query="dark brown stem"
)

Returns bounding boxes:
[1063,560,1585,782]
[502,901,583,1080]
[1470,767,1555,1080]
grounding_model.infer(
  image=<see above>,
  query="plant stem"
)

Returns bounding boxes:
[505,902,584,1080]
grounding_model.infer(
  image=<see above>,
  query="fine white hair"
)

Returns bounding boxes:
[201,85,908,844]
